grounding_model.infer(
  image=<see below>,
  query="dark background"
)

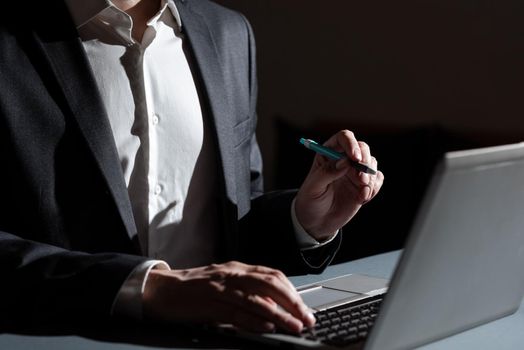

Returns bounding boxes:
[214,0,524,263]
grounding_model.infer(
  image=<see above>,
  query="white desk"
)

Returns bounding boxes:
[1,251,523,349]
[291,251,524,350]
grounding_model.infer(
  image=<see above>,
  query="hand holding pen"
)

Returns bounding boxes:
[294,130,384,241]
[300,138,377,175]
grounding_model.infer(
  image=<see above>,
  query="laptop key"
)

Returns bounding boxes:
[337,329,348,337]
[345,334,358,342]
[301,297,383,346]
[358,331,368,338]
[316,313,327,321]
[321,320,331,328]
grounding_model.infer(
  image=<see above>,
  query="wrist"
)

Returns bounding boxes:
[111,260,170,320]
[143,269,176,321]
[292,197,338,248]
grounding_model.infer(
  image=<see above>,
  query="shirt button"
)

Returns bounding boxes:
[154,184,162,195]
[152,114,160,125]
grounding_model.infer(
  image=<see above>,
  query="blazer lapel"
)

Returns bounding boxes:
[28,0,239,248]
[31,16,138,240]
[174,0,238,205]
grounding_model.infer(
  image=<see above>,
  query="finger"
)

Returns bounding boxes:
[209,261,311,324]
[370,155,378,171]
[216,262,314,327]
[370,170,385,199]
[220,262,298,296]
[359,158,383,203]
[227,272,314,328]
[248,265,296,292]
[305,160,353,198]
[358,141,372,165]
[205,294,276,332]
[357,141,372,185]
[358,183,373,204]
[366,157,380,196]
[221,288,304,333]
[304,130,365,194]
[324,130,362,162]
[263,296,277,307]
[230,272,307,316]
[232,307,276,333]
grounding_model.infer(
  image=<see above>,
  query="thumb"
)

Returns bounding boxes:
[304,158,352,195]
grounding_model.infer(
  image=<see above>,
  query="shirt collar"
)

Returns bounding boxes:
[64,0,182,29]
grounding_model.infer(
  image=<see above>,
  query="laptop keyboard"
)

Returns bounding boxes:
[301,296,383,347]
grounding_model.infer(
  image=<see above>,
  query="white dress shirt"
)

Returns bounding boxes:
[65,0,337,320]
[71,0,221,268]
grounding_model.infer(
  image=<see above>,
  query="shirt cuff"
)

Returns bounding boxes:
[111,259,171,320]
[291,197,339,251]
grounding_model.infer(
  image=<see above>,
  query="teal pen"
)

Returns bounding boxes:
[300,138,377,175]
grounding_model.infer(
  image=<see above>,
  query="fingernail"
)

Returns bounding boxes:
[306,312,316,327]
[263,322,276,332]
[288,318,304,333]
[354,149,362,162]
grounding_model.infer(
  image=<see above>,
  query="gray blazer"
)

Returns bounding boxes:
[0,0,341,326]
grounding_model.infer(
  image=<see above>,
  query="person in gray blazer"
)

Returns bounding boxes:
[0,0,383,333]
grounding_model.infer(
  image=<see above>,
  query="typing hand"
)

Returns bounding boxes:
[295,130,384,241]
[142,261,315,333]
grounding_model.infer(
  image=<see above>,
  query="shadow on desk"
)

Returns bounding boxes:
[0,320,267,350]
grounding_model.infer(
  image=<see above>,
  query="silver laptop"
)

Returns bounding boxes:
[234,142,524,349]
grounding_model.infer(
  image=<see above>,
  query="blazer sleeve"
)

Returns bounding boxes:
[238,190,342,276]
[0,230,147,327]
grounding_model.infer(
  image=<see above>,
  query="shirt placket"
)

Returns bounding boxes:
[142,22,162,258]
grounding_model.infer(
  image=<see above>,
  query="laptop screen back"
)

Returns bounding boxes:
[366,142,524,350]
